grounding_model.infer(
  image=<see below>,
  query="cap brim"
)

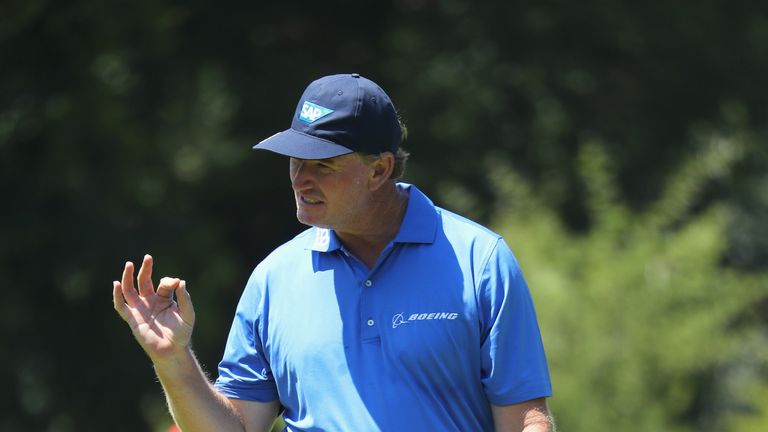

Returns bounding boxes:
[254,129,353,159]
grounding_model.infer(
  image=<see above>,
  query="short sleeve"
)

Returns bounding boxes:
[478,238,552,405]
[213,269,279,402]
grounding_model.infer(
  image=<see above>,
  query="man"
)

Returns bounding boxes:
[113,73,554,431]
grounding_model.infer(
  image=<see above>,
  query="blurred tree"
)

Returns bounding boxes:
[486,138,768,431]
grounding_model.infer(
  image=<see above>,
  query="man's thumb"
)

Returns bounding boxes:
[176,280,195,327]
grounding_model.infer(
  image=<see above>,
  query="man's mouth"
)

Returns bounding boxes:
[300,195,323,205]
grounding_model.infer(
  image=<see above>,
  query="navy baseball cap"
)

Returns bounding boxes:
[254,73,401,159]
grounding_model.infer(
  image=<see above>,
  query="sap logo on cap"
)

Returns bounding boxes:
[299,101,334,123]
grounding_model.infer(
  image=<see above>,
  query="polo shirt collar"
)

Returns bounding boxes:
[307,182,438,252]
[308,226,342,252]
[392,183,437,244]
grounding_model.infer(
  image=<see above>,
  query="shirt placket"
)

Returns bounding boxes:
[340,245,397,342]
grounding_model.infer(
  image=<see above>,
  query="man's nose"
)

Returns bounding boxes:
[290,159,310,189]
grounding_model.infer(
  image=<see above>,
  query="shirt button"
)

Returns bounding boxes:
[367,319,375,327]
[364,280,373,287]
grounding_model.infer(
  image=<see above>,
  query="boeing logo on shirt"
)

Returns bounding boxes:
[392,312,460,329]
[299,101,334,123]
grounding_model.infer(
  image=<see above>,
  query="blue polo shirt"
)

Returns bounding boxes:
[214,184,552,431]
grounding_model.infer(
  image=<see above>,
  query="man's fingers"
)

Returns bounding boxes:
[176,280,196,327]
[156,277,180,299]
[120,262,140,306]
[113,281,130,321]
[137,254,155,297]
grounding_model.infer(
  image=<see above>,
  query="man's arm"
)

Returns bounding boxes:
[113,255,280,432]
[491,398,554,432]
[153,348,280,432]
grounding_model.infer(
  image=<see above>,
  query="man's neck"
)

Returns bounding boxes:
[335,184,409,269]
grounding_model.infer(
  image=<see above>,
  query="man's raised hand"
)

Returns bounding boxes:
[113,254,196,363]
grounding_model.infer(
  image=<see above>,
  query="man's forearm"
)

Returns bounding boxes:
[153,348,245,432]
[522,414,555,432]
[492,398,555,432]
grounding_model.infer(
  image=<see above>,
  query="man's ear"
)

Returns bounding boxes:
[368,153,395,191]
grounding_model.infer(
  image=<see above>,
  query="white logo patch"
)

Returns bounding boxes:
[312,228,330,249]
[391,311,460,329]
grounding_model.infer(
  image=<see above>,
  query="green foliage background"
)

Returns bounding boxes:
[2,1,767,431]
[487,140,768,431]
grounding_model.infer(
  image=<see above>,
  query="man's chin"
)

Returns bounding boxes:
[296,213,331,229]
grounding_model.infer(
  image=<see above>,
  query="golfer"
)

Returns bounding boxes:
[113,73,554,431]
